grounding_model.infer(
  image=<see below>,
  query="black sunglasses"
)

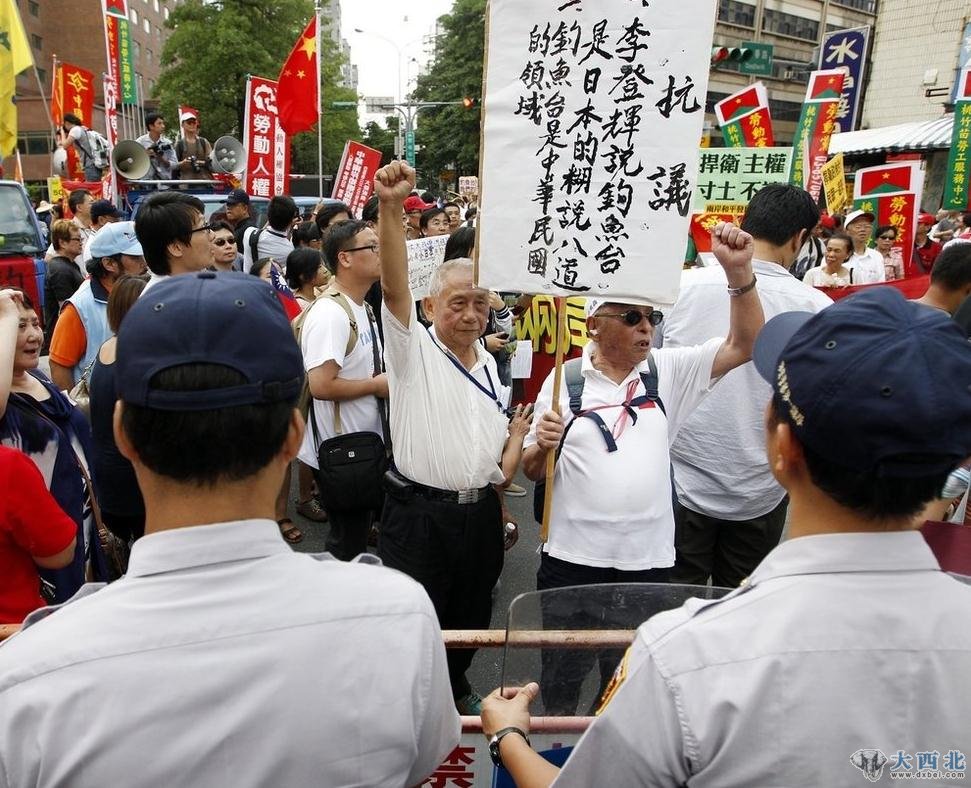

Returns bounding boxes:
[877,235,895,240]
[597,309,664,327]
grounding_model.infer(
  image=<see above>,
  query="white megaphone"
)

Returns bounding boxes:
[209,136,246,175]
[111,140,151,180]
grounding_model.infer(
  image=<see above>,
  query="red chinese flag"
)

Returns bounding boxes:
[808,72,844,101]
[962,70,971,101]
[716,86,762,123]
[277,17,319,135]
[858,166,913,197]
[103,0,127,14]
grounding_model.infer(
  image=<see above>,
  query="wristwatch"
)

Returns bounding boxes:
[727,274,757,297]
[488,727,530,768]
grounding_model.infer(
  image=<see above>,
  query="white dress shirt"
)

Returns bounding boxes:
[555,531,971,787]
[525,339,721,570]
[382,301,508,490]
[662,261,832,519]
[0,519,458,788]
[846,247,886,284]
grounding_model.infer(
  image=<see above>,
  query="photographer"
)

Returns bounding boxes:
[174,110,213,180]
[135,112,178,181]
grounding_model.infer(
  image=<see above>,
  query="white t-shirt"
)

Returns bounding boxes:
[298,295,383,470]
[846,247,885,284]
[382,301,509,491]
[241,226,294,274]
[663,261,832,520]
[803,265,851,287]
[524,339,722,571]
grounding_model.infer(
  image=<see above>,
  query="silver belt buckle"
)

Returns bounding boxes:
[456,488,477,504]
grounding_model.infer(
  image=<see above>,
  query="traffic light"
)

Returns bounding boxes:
[710,46,753,65]
[462,96,479,109]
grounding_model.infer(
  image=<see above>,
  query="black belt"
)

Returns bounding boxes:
[408,477,492,505]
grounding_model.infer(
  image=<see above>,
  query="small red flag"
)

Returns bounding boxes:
[962,70,971,101]
[277,17,319,135]
[716,86,761,123]
[858,165,913,197]
[808,72,844,101]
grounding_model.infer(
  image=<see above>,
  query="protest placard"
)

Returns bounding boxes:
[692,147,793,213]
[821,153,848,213]
[477,0,718,307]
[407,235,449,300]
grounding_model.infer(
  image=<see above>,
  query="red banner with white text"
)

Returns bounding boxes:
[243,77,289,197]
[331,141,383,219]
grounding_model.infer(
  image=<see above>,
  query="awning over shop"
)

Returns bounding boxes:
[828,116,954,155]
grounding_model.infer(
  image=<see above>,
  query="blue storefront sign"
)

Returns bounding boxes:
[818,27,870,134]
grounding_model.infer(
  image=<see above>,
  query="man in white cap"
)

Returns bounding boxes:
[48,221,147,391]
[519,222,764,715]
[174,109,213,180]
[844,209,885,284]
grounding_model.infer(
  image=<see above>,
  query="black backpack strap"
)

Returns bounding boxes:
[638,354,665,416]
[556,357,619,456]
[248,227,263,269]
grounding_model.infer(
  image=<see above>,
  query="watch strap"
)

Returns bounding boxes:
[489,726,530,768]
[727,274,757,297]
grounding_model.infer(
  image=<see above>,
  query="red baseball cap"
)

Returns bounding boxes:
[404,195,434,213]
[819,214,836,229]
[918,213,936,226]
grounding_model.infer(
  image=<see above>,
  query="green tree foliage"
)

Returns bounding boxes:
[410,0,485,192]
[155,0,361,176]
[361,116,400,166]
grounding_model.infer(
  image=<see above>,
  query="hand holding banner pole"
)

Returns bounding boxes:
[540,297,567,543]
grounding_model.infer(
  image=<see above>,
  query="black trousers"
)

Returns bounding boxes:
[671,497,788,588]
[325,505,377,562]
[536,553,669,716]
[378,488,503,700]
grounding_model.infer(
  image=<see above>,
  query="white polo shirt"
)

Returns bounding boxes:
[0,519,459,788]
[382,301,509,491]
[662,260,832,520]
[298,295,383,469]
[241,226,293,273]
[525,339,721,570]
[846,247,886,284]
[554,531,971,787]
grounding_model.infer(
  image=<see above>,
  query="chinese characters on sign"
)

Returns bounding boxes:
[714,83,775,148]
[243,77,290,198]
[477,0,719,306]
[407,235,450,299]
[692,147,792,213]
[331,141,383,219]
[853,161,923,276]
[789,69,844,201]
[820,153,848,213]
[944,66,971,210]
[818,27,869,133]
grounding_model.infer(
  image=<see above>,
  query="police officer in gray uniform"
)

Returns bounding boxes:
[481,287,971,787]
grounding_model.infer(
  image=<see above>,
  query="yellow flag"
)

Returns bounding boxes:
[0,0,34,157]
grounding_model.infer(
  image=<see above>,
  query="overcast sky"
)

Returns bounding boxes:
[340,0,455,125]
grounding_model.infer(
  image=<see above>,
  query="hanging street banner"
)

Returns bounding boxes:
[951,22,971,105]
[693,147,792,213]
[714,83,774,147]
[818,26,869,133]
[331,141,382,219]
[51,61,94,127]
[853,161,924,277]
[243,76,289,198]
[476,0,719,307]
[789,69,844,202]
[117,17,137,104]
[820,153,848,213]
[944,66,971,210]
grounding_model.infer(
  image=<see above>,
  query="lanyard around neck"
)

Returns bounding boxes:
[425,327,503,411]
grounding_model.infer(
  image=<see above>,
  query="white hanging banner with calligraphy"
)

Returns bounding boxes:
[477,0,718,307]
[243,76,290,197]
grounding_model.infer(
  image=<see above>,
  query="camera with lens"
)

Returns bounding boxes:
[187,155,203,173]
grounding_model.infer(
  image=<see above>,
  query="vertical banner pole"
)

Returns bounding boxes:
[539,297,567,543]
[315,1,323,200]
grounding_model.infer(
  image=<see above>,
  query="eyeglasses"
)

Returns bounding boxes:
[190,223,214,235]
[877,235,896,240]
[212,238,233,246]
[597,309,664,327]
[343,244,379,254]
[68,235,82,242]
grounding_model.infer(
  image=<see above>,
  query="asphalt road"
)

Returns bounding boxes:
[289,471,541,699]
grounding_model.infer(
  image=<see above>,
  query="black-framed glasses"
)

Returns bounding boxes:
[597,309,664,327]
[191,223,214,235]
[343,243,379,254]
[212,237,233,246]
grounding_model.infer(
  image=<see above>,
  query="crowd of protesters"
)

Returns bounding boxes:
[1,164,970,787]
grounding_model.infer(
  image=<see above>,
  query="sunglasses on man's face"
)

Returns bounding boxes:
[597,309,664,327]
[212,238,234,246]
